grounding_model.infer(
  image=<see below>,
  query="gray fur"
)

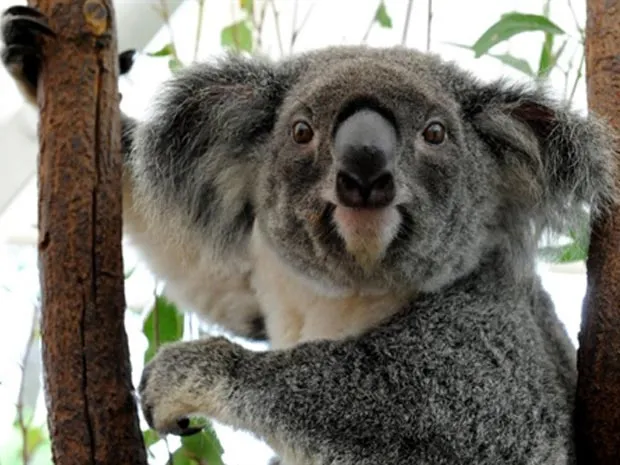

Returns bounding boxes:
[134,47,616,464]
[3,13,618,463]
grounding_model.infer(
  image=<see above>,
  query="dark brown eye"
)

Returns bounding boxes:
[292,121,314,144]
[423,122,446,145]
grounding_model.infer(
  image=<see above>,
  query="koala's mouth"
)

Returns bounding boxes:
[319,202,406,271]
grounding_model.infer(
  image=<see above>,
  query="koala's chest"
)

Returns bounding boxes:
[249,226,410,350]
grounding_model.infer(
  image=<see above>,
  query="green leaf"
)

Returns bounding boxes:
[25,426,46,456]
[143,295,185,363]
[472,12,565,58]
[168,449,195,465]
[446,43,534,76]
[181,426,224,465]
[239,0,253,15]
[169,57,183,73]
[539,241,588,263]
[550,38,568,72]
[142,429,161,448]
[148,43,175,57]
[374,2,392,29]
[124,265,136,280]
[167,426,224,465]
[487,53,534,76]
[220,20,253,53]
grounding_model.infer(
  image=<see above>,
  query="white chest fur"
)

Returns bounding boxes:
[249,225,413,349]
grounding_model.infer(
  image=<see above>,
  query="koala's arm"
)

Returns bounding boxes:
[140,284,573,465]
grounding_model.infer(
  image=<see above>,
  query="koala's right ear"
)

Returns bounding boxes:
[462,78,618,234]
[130,54,295,255]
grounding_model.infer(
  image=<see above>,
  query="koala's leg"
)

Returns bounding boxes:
[1,6,268,341]
[1,6,135,103]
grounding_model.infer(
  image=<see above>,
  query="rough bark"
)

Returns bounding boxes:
[576,1,620,464]
[29,0,148,464]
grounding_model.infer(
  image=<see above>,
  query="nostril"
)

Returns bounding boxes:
[337,171,362,192]
[337,171,366,207]
[371,172,394,192]
[367,172,395,207]
[336,170,395,208]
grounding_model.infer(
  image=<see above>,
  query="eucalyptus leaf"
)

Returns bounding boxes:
[446,43,534,76]
[221,20,254,53]
[124,265,136,280]
[26,425,46,456]
[240,0,253,15]
[374,2,392,29]
[539,236,589,263]
[143,295,185,363]
[181,427,225,465]
[537,32,555,77]
[472,12,565,58]
[142,429,161,448]
[166,427,224,465]
[487,53,535,76]
[169,57,183,73]
[148,43,175,57]
[539,241,587,263]
[168,449,195,465]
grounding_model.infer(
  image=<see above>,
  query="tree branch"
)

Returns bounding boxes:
[28,0,148,463]
[576,0,620,463]
[401,0,414,46]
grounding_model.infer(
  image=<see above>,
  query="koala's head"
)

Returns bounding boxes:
[249,47,617,295]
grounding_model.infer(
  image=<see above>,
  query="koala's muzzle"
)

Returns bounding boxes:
[334,109,397,209]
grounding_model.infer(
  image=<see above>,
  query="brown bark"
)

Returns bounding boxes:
[29,0,147,464]
[576,1,620,464]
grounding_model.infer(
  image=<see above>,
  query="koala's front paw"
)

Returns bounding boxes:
[138,337,239,436]
[1,6,136,103]
[1,6,54,101]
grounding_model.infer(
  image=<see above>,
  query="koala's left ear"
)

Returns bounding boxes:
[463,80,618,232]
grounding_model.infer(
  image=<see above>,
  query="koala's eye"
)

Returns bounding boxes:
[422,122,446,145]
[292,121,314,144]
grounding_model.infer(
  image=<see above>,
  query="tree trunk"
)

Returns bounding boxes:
[576,1,620,464]
[29,0,148,464]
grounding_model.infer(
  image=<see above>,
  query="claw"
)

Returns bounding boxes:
[3,6,46,18]
[4,16,55,37]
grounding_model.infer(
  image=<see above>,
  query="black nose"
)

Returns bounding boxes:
[334,109,397,208]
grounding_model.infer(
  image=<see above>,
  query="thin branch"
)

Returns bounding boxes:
[193,0,206,62]
[401,0,414,46]
[290,0,299,51]
[154,0,182,64]
[268,0,285,57]
[290,1,315,53]
[152,284,160,350]
[426,0,432,51]
[561,43,579,101]
[16,308,39,465]
[568,50,585,104]
[362,7,377,43]
[567,0,585,42]
[252,0,270,53]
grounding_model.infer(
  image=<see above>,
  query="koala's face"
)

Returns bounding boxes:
[256,51,500,294]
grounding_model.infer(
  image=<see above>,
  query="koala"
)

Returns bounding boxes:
[3,5,618,465]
